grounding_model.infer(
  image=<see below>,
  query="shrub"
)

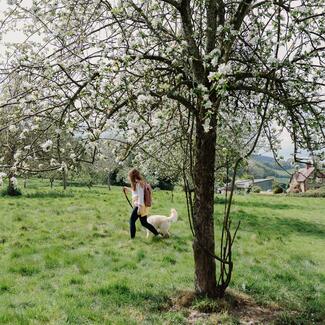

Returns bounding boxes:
[214,196,231,205]
[251,185,261,193]
[155,177,175,191]
[273,186,284,194]
[1,186,22,197]
[289,187,325,198]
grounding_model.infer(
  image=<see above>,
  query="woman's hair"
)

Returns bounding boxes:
[128,168,144,190]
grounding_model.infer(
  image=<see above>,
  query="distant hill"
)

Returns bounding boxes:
[247,155,295,183]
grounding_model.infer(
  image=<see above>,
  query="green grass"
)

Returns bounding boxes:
[226,195,325,323]
[0,179,324,324]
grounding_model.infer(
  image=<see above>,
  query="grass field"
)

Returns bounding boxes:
[0,179,324,324]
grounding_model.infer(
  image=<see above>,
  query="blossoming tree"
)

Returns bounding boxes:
[1,0,324,297]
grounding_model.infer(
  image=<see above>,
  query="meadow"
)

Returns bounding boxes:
[0,179,324,324]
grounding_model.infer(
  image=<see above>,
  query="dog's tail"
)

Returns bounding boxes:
[167,208,177,223]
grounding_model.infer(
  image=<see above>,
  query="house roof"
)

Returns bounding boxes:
[253,178,274,183]
[219,177,275,191]
[235,181,251,189]
[295,166,315,182]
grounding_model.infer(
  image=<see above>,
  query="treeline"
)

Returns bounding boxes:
[58,169,176,191]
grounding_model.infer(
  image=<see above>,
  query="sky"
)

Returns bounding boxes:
[259,128,295,160]
[0,1,300,160]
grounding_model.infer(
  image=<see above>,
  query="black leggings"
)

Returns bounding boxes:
[130,207,159,238]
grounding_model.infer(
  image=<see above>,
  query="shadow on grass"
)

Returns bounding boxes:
[25,191,75,199]
[229,210,325,239]
[148,234,191,253]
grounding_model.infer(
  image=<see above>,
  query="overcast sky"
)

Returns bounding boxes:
[0,0,299,160]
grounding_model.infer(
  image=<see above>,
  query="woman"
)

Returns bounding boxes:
[123,168,159,239]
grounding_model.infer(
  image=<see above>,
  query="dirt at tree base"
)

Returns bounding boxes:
[170,289,288,324]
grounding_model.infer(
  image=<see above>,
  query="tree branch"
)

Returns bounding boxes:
[160,0,180,9]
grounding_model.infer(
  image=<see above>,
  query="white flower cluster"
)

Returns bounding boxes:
[8,125,18,133]
[70,153,76,161]
[14,150,22,161]
[41,140,53,152]
[208,62,232,82]
[0,172,6,187]
[218,63,232,75]
[203,118,211,133]
[197,84,209,94]
[10,177,18,189]
[50,158,57,166]
[205,48,221,67]
[137,94,153,105]
[203,94,212,109]
[59,162,68,173]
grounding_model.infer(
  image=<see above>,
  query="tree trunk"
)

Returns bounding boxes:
[7,172,15,196]
[62,171,67,190]
[107,172,111,191]
[192,118,217,298]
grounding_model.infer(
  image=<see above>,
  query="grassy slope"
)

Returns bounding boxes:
[0,180,324,324]
[228,195,325,323]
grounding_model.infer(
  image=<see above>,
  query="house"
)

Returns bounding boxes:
[218,178,274,193]
[288,163,325,193]
[236,178,274,192]
[252,178,275,191]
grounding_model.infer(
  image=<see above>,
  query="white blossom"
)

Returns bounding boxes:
[218,63,232,75]
[197,84,208,93]
[19,133,26,140]
[204,100,213,109]
[211,56,219,67]
[137,94,151,105]
[59,162,68,172]
[41,140,53,152]
[0,172,7,178]
[50,158,57,166]
[208,71,218,82]
[8,125,18,133]
[14,150,22,161]
[203,118,211,133]
[10,177,18,189]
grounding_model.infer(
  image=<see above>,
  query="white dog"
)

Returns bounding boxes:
[146,208,178,238]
